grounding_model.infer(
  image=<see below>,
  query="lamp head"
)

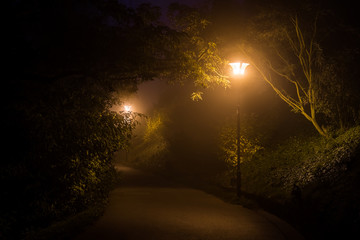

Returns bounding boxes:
[229,62,250,75]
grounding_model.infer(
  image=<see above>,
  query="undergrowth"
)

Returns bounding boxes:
[239,126,360,201]
[233,126,360,239]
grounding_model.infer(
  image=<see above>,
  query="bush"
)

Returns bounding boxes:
[1,76,136,239]
[126,112,170,171]
[239,126,360,199]
[235,126,360,239]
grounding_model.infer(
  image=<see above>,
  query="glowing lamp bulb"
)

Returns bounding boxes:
[124,105,132,112]
[229,62,250,75]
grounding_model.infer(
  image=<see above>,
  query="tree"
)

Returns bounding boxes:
[3,1,175,237]
[164,3,230,101]
[127,112,170,170]
[238,10,345,137]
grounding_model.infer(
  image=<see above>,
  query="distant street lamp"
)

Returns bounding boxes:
[123,105,132,123]
[124,105,132,113]
[229,62,250,198]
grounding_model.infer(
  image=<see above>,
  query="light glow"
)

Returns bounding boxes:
[124,105,132,112]
[229,62,250,75]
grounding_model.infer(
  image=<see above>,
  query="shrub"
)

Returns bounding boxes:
[240,126,360,200]
[126,112,170,171]
[1,76,137,239]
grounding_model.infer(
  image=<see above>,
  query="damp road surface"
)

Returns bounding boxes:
[75,165,304,240]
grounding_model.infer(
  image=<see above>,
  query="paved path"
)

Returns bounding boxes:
[75,165,304,240]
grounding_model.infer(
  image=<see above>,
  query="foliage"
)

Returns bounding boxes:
[219,127,262,166]
[3,0,171,238]
[217,116,263,188]
[164,3,230,99]
[285,126,360,189]
[238,126,360,238]
[240,126,360,199]
[2,75,142,238]
[190,91,204,101]
[127,112,170,171]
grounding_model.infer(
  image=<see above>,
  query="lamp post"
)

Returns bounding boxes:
[229,62,249,198]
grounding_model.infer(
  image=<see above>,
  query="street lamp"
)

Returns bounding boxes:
[229,62,250,197]
[124,105,132,113]
[229,62,249,75]
[123,105,132,122]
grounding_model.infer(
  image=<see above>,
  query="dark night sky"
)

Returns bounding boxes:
[120,0,360,26]
[119,0,204,21]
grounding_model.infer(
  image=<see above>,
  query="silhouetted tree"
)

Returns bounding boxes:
[3,0,178,237]
[238,6,360,137]
[164,2,229,101]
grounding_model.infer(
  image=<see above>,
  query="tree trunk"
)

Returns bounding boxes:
[311,118,328,137]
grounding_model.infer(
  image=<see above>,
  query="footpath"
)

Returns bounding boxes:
[75,165,305,240]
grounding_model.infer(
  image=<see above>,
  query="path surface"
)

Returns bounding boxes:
[75,165,304,240]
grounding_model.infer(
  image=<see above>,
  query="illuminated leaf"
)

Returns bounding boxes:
[191,91,203,101]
